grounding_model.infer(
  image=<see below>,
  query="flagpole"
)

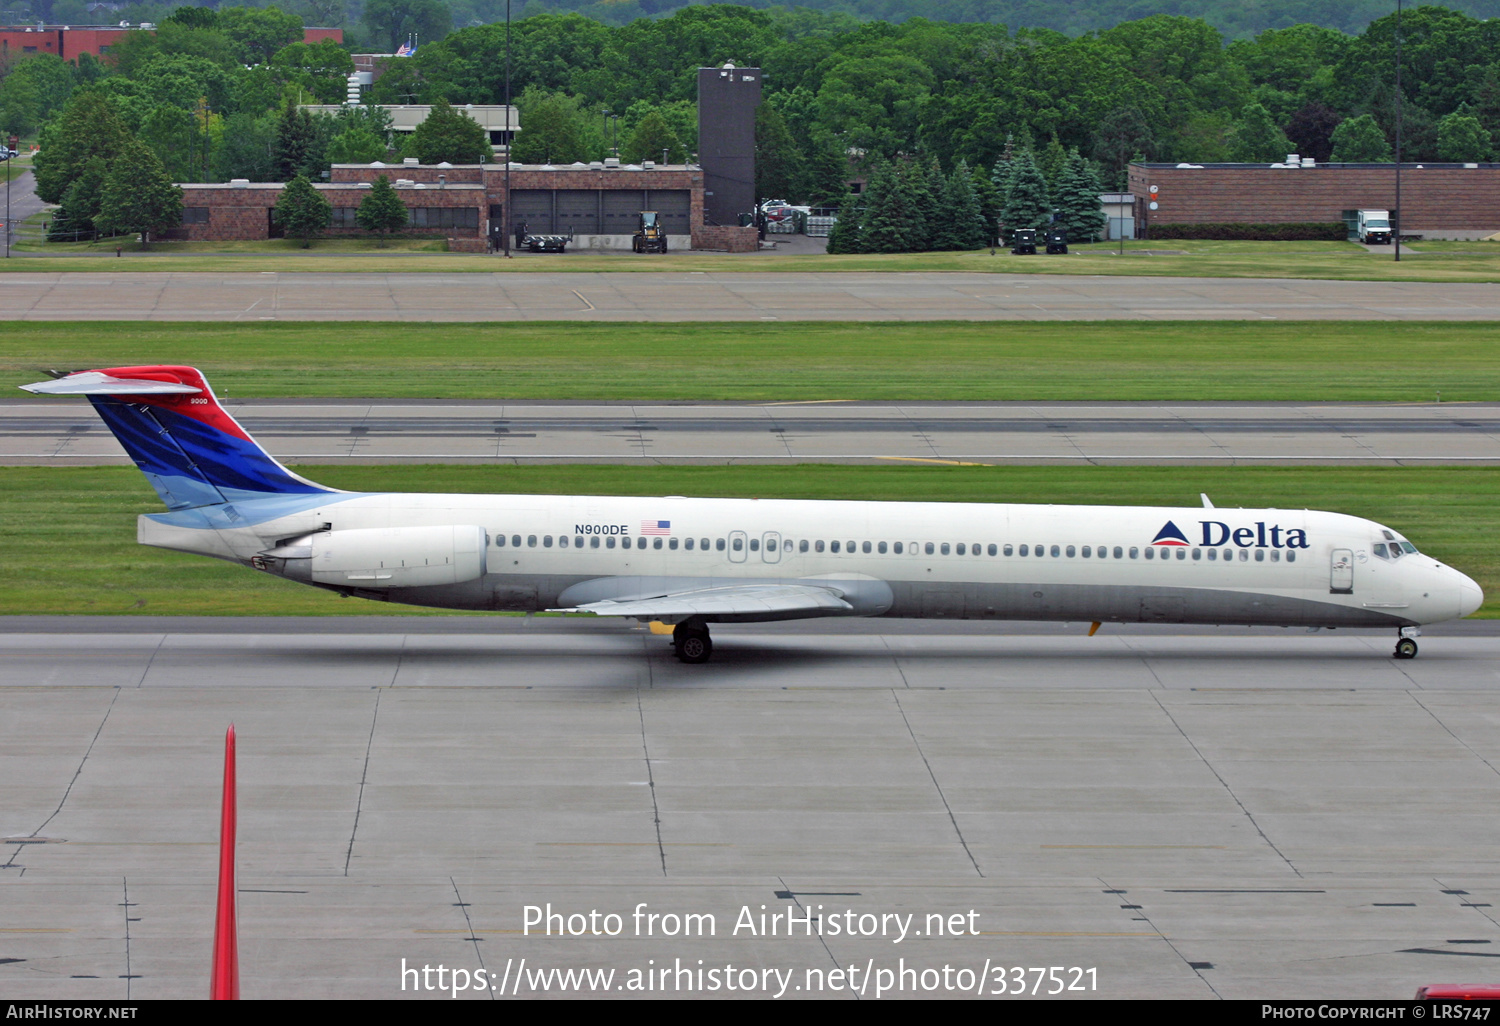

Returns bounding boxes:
[503,0,511,259]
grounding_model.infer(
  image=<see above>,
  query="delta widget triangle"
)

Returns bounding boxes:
[1152,521,1190,545]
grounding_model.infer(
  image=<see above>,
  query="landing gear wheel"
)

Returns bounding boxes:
[673,623,712,664]
[1394,637,1418,659]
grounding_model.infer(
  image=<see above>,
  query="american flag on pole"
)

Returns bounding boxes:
[396,40,414,56]
[641,520,671,535]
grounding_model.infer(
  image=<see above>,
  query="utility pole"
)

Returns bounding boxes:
[503,0,511,258]
[1394,0,1402,263]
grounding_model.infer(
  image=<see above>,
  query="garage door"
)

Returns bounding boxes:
[602,190,646,235]
[647,190,691,234]
[509,190,554,233]
[555,190,600,235]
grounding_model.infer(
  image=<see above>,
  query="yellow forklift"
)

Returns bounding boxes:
[632,211,668,253]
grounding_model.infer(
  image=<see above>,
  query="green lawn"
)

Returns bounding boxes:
[0,237,1499,280]
[2,464,1494,617]
[4,320,1498,402]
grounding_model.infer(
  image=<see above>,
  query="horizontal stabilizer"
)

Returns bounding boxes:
[558,583,853,619]
[20,371,202,396]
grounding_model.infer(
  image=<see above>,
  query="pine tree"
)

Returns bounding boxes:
[94,139,183,249]
[753,104,802,202]
[355,174,409,247]
[275,174,332,248]
[274,96,316,180]
[970,164,1001,248]
[999,150,1050,240]
[857,161,920,254]
[1052,150,1108,243]
[824,190,862,254]
[410,99,491,165]
[1039,132,1067,198]
[944,160,989,250]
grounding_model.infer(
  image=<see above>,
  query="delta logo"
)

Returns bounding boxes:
[1151,521,1190,546]
[1151,520,1311,549]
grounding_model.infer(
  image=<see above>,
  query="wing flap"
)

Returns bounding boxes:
[558,583,852,619]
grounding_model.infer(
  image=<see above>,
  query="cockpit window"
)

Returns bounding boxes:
[1398,541,1417,554]
[1373,543,1388,559]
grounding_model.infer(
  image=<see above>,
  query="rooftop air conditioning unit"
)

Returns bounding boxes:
[230,179,249,188]
[1285,153,1299,164]
[1301,157,1315,167]
[403,157,419,166]
[643,161,655,169]
[604,157,620,168]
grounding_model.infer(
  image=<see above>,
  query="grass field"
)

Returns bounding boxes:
[3,320,1497,402]
[2,464,1493,618]
[3,237,1500,280]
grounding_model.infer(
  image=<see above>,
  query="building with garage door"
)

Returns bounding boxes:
[173,158,758,251]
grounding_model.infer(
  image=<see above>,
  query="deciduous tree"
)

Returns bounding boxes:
[275,173,331,248]
[95,139,183,249]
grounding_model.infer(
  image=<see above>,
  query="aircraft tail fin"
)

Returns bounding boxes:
[20,366,336,510]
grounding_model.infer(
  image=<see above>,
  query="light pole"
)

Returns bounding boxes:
[610,114,619,158]
[502,0,511,258]
[1394,0,1402,263]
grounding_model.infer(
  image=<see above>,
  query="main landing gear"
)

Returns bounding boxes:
[673,620,713,664]
[1393,627,1420,660]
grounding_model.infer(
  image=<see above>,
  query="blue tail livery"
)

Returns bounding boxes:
[21,365,337,509]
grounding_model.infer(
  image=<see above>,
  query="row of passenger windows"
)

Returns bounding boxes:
[492,533,1297,563]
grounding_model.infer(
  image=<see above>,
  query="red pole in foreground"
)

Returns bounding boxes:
[210,724,239,1000]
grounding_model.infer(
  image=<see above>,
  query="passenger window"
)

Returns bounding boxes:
[768,539,777,552]
[543,535,553,547]
[669,538,678,550]
[1144,547,1154,560]
[800,540,809,553]
[527,535,537,547]
[653,537,662,550]
[685,538,694,550]
[606,537,616,549]
[749,538,759,552]
[846,540,855,552]
[940,543,950,555]
[559,536,569,548]
[1192,548,1201,560]
[1255,550,1265,562]
[815,540,825,553]
[925,542,935,555]
[1270,550,1280,562]
[1018,544,1028,556]
[989,544,998,556]
[1222,549,1232,561]
[1129,547,1139,559]
[512,535,521,548]
[732,537,743,551]
[1238,549,1248,561]
[1373,543,1387,558]
[1175,549,1185,560]
[831,541,841,553]
[1065,545,1075,557]
[1208,548,1217,561]
[590,536,600,549]
[575,536,584,548]
[1082,546,1091,558]
[1036,545,1045,557]
[495,534,506,547]
[955,543,965,555]
[893,542,903,554]
[878,541,887,554]
[1114,546,1123,559]
[716,539,726,551]
[1005,544,1014,556]
[1287,551,1296,563]
[863,541,872,554]
[972,543,981,556]
[637,537,646,550]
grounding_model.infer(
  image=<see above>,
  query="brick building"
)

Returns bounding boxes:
[1129,161,1500,234]
[177,160,760,252]
[0,24,340,61]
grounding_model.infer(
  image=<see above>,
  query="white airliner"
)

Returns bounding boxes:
[22,365,1483,663]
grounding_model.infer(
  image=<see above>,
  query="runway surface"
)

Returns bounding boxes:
[7,398,1500,466]
[2,271,1500,320]
[4,616,1500,1000]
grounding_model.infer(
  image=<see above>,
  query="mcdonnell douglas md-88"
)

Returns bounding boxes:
[23,365,1483,663]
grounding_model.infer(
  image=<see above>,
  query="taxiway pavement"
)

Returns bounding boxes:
[3,618,1500,1000]
[2,271,1500,320]
[6,399,1499,466]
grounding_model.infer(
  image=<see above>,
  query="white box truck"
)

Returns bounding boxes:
[1358,209,1393,244]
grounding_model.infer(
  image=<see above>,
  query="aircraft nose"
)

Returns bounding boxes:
[1459,574,1484,618]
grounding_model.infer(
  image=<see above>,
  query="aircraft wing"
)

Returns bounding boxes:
[557,583,853,619]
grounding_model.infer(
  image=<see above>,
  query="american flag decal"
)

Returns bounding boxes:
[641,520,671,535]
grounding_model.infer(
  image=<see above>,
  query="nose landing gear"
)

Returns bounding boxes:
[1393,627,1421,660]
[673,620,713,664]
